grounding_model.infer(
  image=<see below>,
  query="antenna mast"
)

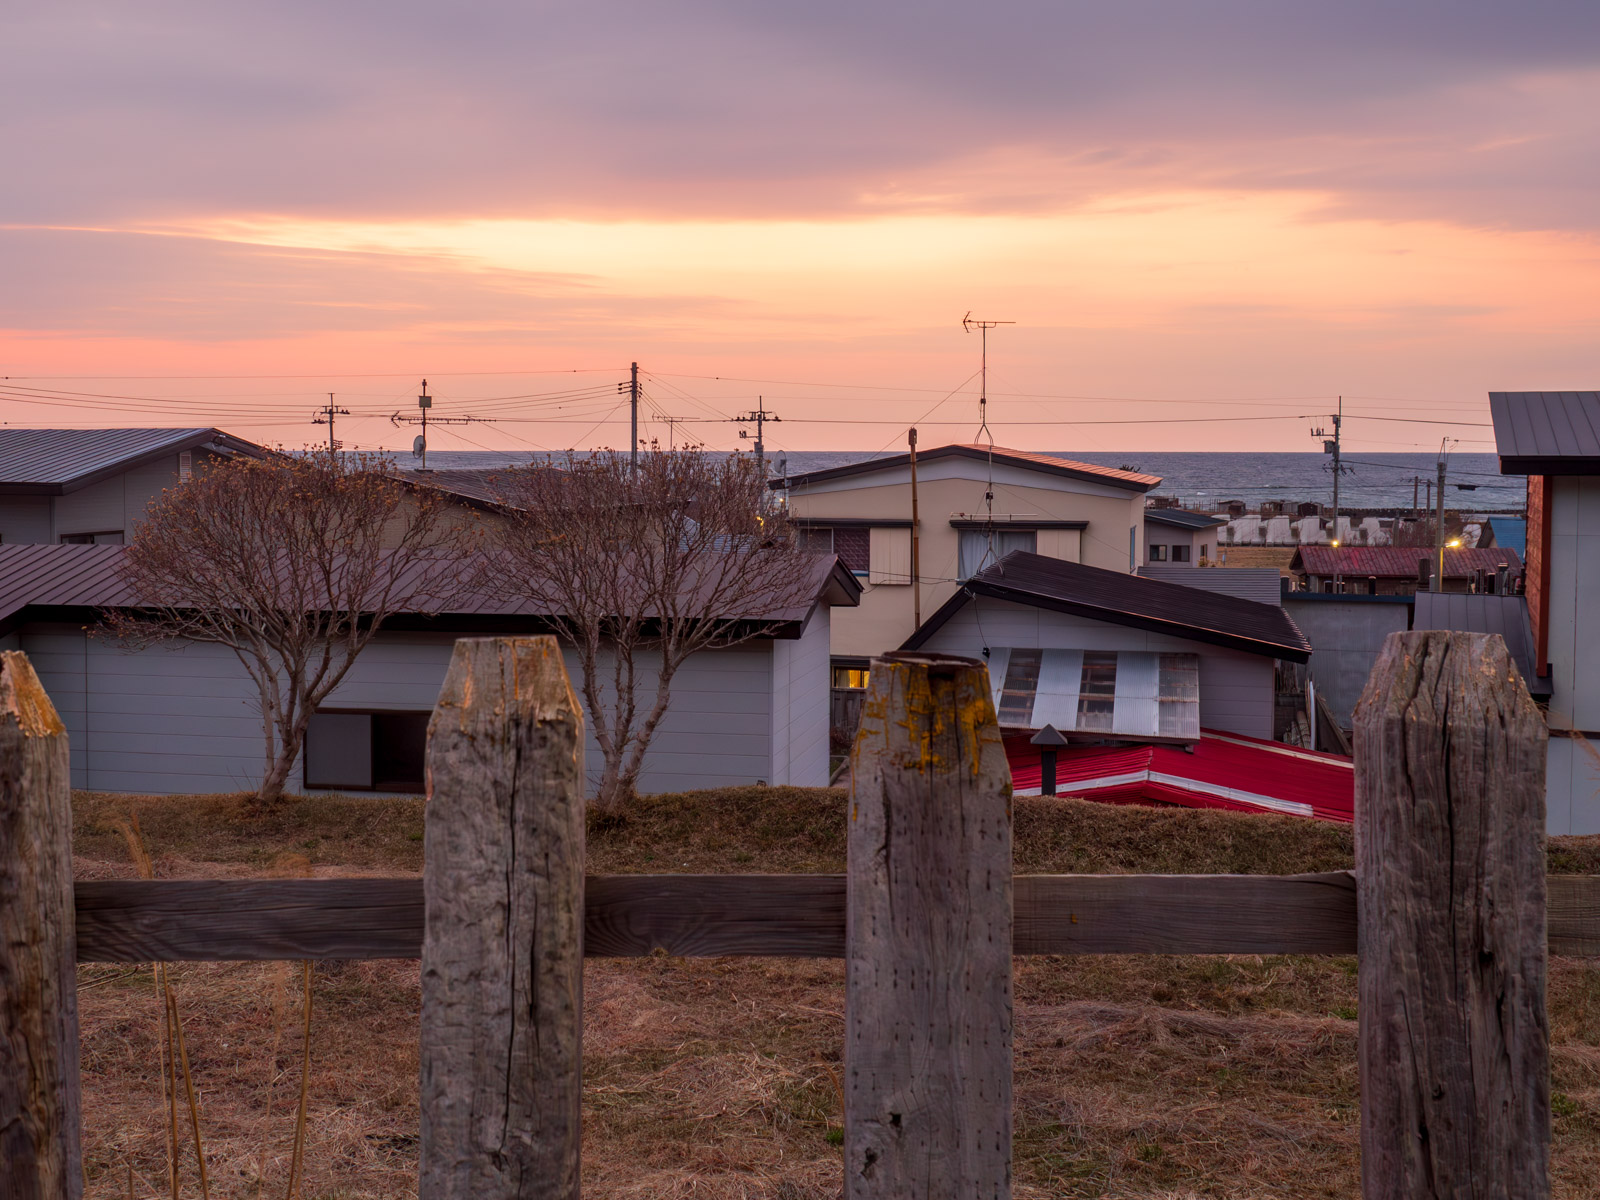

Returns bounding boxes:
[390,379,499,470]
[311,392,350,453]
[962,313,1015,573]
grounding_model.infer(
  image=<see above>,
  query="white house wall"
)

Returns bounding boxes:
[770,605,832,786]
[1545,477,1600,835]
[917,598,1276,739]
[16,623,803,798]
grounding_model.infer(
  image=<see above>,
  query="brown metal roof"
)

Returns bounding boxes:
[1489,392,1600,474]
[395,468,523,508]
[1144,508,1228,531]
[0,428,270,495]
[1290,545,1522,580]
[775,444,1162,492]
[0,544,860,637]
[903,551,1311,661]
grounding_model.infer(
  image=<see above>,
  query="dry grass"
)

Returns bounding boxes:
[74,787,1600,1198]
[1210,547,1298,573]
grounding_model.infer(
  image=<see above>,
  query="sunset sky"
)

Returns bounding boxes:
[5,2,1599,454]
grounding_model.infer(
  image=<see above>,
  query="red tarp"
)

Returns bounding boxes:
[1005,728,1354,823]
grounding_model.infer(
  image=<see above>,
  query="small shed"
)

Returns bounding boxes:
[901,552,1310,742]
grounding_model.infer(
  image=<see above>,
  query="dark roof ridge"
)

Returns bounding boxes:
[773,444,1162,492]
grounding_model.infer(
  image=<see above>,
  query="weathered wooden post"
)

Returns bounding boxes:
[845,651,1013,1199]
[1354,631,1550,1199]
[419,637,585,1200]
[0,651,81,1200]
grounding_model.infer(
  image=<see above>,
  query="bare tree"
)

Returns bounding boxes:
[493,448,825,811]
[106,451,478,805]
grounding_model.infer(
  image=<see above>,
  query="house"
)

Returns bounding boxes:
[1289,545,1523,595]
[1478,516,1527,556]
[0,543,859,797]
[1488,390,1600,834]
[900,551,1311,742]
[899,552,1353,820]
[1143,509,1227,565]
[0,428,270,545]
[1280,590,1412,733]
[776,443,1162,680]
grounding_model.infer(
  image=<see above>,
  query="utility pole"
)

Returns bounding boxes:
[1434,446,1448,592]
[630,362,639,469]
[311,392,350,453]
[909,427,921,628]
[390,380,499,470]
[1310,397,1350,589]
[734,400,781,474]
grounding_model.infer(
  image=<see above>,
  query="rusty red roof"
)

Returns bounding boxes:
[1290,545,1523,580]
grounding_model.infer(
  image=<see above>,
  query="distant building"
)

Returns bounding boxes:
[0,428,269,545]
[1289,545,1523,596]
[1478,516,1527,557]
[1489,390,1600,834]
[1142,509,1227,566]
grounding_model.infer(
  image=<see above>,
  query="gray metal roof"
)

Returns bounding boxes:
[1488,392,1600,474]
[1411,592,1549,699]
[0,543,860,638]
[1138,566,1282,606]
[0,428,269,494]
[1143,508,1227,531]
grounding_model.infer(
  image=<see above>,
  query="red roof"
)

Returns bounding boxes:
[1005,729,1353,823]
[1291,545,1522,580]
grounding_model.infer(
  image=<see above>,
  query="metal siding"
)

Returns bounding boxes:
[1029,648,1082,729]
[1138,566,1282,605]
[1283,597,1411,730]
[1490,392,1600,461]
[121,454,180,531]
[0,496,53,544]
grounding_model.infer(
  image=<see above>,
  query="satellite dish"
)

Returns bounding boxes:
[412,435,426,458]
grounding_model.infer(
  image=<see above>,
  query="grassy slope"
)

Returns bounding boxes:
[73,787,1600,1199]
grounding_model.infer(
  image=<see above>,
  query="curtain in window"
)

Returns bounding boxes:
[958,529,1037,578]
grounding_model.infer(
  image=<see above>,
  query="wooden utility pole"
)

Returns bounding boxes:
[1353,631,1549,1199]
[419,637,585,1200]
[845,651,1013,1199]
[908,427,921,628]
[630,361,639,469]
[1434,456,1447,591]
[0,651,81,1200]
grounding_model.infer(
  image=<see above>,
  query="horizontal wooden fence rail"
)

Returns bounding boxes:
[73,871,1600,963]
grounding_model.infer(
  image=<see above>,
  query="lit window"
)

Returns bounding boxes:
[831,666,871,690]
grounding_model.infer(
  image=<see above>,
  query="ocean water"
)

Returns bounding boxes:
[418,448,1521,512]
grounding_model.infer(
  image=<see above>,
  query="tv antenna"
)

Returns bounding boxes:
[962,313,1014,574]
[311,393,350,453]
[389,380,499,470]
[962,312,1014,450]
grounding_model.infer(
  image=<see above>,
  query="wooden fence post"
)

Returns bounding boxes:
[845,651,1013,1200]
[1354,631,1549,1199]
[419,637,585,1200]
[0,650,81,1200]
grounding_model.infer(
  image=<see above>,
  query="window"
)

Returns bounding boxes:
[1171,544,1191,563]
[1157,654,1200,738]
[958,529,1036,578]
[1200,544,1210,561]
[991,648,1202,739]
[997,649,1042,727]
[304,709,430,793]
[1075,651,1118,732]
[833,528,870,574]
[1148,543,1167,561]
[831,665,871,690]
[59,531,124,545]
[179,451,193,482]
